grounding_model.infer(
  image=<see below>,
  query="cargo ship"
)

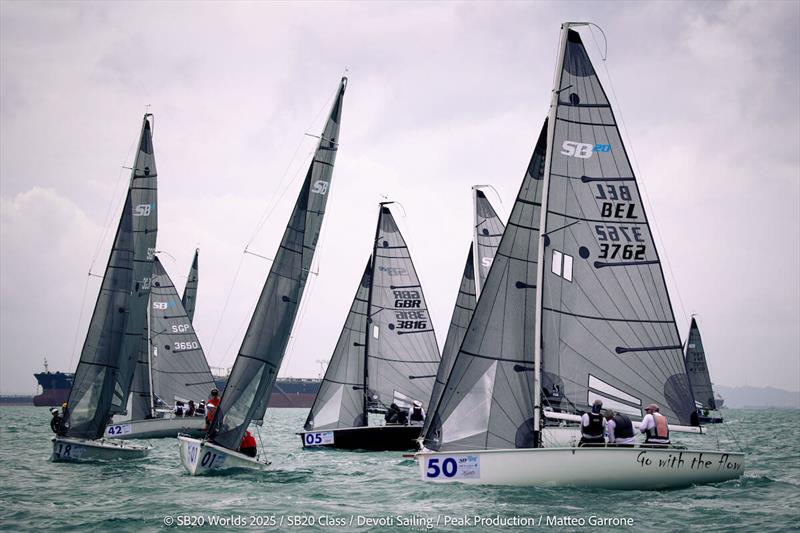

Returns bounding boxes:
[34,360,320,408]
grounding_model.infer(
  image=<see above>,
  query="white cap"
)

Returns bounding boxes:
[413,400,422,407]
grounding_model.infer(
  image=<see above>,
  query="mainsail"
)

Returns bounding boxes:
[304,261,371,430]
[423,190,506,439]
[182,249,199,323]
[423,122,548,451]
[685,317,716,410]
[365,204,441,414]
[66,114,158,439]
[537,27,695,426]
[209,77,347,451]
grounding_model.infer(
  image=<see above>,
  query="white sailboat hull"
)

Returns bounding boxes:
[177,435,269,476]
[105,416,205,439]
[416,446,744,489]
[50,436,151,462]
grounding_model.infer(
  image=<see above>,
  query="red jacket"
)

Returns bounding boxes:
[240,431,256,450]
[205,397,220,425]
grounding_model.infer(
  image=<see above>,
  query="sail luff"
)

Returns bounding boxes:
[208,77,347,451]
[533,22,572,443]
[363,208,383,419]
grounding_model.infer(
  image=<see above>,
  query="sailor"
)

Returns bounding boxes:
[384,403,408,425]
[579,399,606,446]
[50,407,65,436]
[186,400,196,417]
[205,389,221,427]
[174,400,185,417]
[196,401,206,417]
[639,403,671,446]
[239,430,257,458]
[604,409,636,446]
[409,400,425,426]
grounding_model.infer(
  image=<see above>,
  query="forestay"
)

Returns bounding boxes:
[303,261,371,430]
[66,115,158,439]
[422,122,548,452]
[538,28,696,425]
[209,77,347,451]
[685,317,716,410]
[182,249,199,323]
[366,205,440,414]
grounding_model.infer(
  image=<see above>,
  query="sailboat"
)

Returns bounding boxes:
[178,76,347,475]
[51,114,158,461]
[105,256,215,439]
[685,316,723,423]
[415,23,745,489]
[422,187,504,443]
[299,202,441,451]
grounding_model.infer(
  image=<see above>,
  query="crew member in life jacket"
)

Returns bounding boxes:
[385,403,408,425]
[408,400,426,426]
[50,408,66,436]
[205,389,221,429]
[579,399,606,447]
[186,400,196,417]
[639,403,670,447]
[239,430,257,458]
[174,400,186,417]
[603,409,636,446]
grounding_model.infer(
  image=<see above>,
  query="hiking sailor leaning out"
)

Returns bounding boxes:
[639,403,671,447]
[579,399,606,447]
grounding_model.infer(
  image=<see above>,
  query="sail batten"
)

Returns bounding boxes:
[210,78,347,451]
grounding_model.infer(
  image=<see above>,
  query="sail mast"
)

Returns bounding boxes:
[146,295,156,417]
[471,187,482,299]
[532,23,571,445]
[363,204,384,421]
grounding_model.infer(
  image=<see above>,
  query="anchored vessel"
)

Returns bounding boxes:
[52,114,158,462]
[685,317,724,424]
[300,203,441,451]
[416,23,745,489]
[106,254,214,439]
[179,76,347,475]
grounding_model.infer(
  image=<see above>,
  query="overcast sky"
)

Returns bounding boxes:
[1,1,798,395]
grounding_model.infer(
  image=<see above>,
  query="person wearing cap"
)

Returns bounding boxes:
[205,388,221,428]
[50,407,66,436]
[186,400,196,417]
[604,409,636,446]
[173,400,186,417]
[196,400,206,417]
[639,403,670,447]
[409,400,426,426]
[579,399,606,446]
[239,430,257,458]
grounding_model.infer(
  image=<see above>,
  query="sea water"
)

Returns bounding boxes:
[0,407,797,532]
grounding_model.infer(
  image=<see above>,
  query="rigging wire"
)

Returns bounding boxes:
[587,25,691,331]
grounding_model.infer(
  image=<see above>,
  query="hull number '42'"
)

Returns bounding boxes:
[304,431,334,447]
[105,424,132,436]
[424,455,481,481]
[561,141,611,159]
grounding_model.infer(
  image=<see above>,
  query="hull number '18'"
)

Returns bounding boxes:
[424,455,481,481]
[561,141,611,159]
[304,431,334,447]
[105,424,132,437]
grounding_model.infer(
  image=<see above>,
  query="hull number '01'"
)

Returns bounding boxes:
[424,455,481,480]
[304,431,334,446]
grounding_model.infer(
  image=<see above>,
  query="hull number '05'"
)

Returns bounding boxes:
[561,141,611,159]
[424,455,481,480]
[304,431,334,446]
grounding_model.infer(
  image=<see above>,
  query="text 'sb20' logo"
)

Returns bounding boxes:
[311,180,329,195]
[561,141,611,159]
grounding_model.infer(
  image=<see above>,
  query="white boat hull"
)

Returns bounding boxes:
[105,416,206,439]
[177,435,269,476]
[50,436,151,462]
[416,446,744,489]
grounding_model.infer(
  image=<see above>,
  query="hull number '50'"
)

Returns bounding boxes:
[426,457,458,478]
[424,454,480,480]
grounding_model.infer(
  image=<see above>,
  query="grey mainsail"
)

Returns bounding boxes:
[365,204,441,414]
[209,77,347,451]
[423,122,548,451]
[303,261,371,430]
[537,27,695,426]
[685,317,716,410]
[66,115,158,439]
[182,249,199,324]
[423,190,506,439]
